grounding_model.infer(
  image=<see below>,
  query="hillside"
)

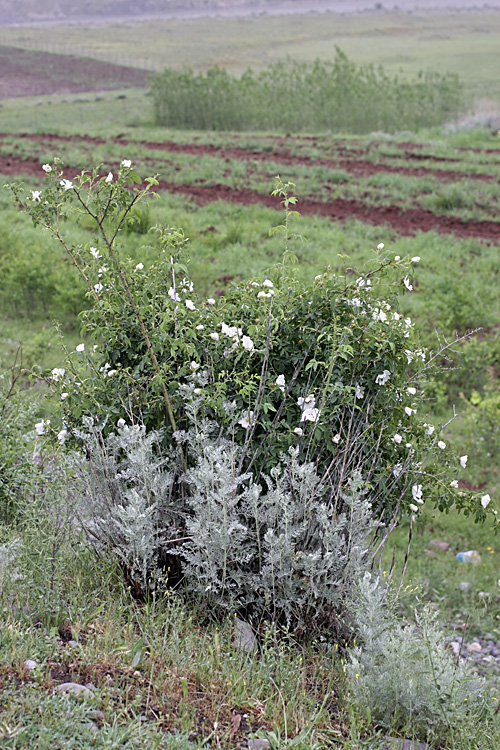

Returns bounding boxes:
[2,0,500,26]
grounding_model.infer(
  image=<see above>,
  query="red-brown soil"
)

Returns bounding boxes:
[7,132,498,183]
[0,46,150,98]
[2,150,498,242]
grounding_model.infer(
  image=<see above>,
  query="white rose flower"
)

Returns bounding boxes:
[481,494,491,509]
[105,172,113,183]
[76,343,85,352]
[121,159,132,168]
[207,298,216,305]
[135,263,144,270]
[262,279,274,288]
[412,485,423,504]
[42,163,52,172]
[210,332,220,341]
[51,367,65,382]
[392,434,403,444]
[375,370,390,386]
[355,384,365,400]
[450,480,459,488]
[238,411,254,430]
[301,407,320,423]
[242,335,254,351]
[35,419,50,436]
[275,374,286,393]
[460,455,468,468]
[293,427,303,436]
[409,504,419,513]
[437,440,446,450]
[185,299,196,311]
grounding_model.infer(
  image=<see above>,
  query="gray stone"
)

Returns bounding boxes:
[233,618,256,653]
[467,642,482,653]
[429,540,450,552]
[383,738,430,750]
[56,682,94,698]
[247,740,271,750]
[459,581,472,592]
[23,659,37,671]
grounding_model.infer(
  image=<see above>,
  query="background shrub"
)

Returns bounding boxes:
[150,49,465,133]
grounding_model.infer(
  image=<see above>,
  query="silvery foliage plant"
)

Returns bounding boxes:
[347,572,488,739]
[71,416,183,592]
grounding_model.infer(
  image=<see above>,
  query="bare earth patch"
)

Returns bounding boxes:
[0,46,151,98]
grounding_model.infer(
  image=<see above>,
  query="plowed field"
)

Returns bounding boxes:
[0,45,150,98]
[2,130,499,242]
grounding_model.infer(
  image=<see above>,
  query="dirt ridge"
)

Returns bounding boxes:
[2,152,498,242]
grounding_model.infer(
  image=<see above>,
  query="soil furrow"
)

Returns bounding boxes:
[2,153,497,242]
[5,132,497,182]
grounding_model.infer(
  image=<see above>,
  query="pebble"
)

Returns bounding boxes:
[233,618,256,653]
[384,739,429,750]
[429,540,450,553]
[23,659,37,671]
[447,633,500,676]
[246,740,271,750]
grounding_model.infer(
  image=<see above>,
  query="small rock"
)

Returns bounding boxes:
[85,683,97,692]
[56,682,94,698]
[459,581,472,592]
[429,540,450,552]
[449,641,461,657]
[423,549,435,558]
[233,618,256,653]
[23,659,37,671]
[383,738,430,750]
[67,640,79,647]
[247,740,271,750]
[467,643,482,653]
